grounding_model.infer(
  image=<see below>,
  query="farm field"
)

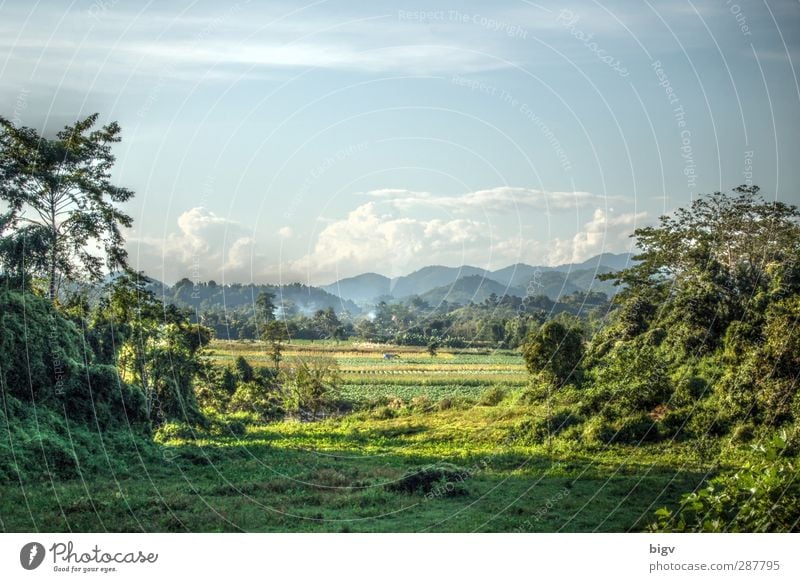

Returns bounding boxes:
[205,340,529,405]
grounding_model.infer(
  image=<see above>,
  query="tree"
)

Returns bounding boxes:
[313,307,341,341]
[256,291,277,324]
[427,338,439,357]
[0,114,133,301]
[93,273,210,425]
[234,355,255,383]
[603,185,800,353]
[522,321,584,388]
[281,356,341,418]
[262,320,289,370]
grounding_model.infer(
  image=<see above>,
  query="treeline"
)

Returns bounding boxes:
[518,185,800,531]
[179,284,611,348]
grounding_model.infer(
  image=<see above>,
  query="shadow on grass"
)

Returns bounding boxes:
[0,432,708,533]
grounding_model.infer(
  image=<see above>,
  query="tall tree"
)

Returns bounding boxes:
[0,114,133,301]
[522,320,584,388]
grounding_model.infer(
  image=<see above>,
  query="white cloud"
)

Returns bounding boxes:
[129,207,260,283]
[551,208,645,265]
[289,201,491,281]
[370,186,624,214]
[129,192,646,285]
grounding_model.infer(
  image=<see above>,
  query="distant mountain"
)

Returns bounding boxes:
[551,252,635,273]
[389,265,490,298]
[420,275,525,306]
[323,252,634,304]
[322,273,391,304]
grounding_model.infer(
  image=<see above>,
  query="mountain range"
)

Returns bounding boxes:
[322,252,634,306]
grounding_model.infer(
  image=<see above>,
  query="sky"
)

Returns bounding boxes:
[1,0,799,285]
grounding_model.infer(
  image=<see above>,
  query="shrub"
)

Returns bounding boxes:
[409,395,433,412]
[586,340,672,416]
[730,421,756,444]
[514,383,549,405]
[228,381,283,421]
[613,413,660,444]
[582,416,617,444]
[509,409,584,445]
[154,422,198,442]
[33,432,80,479]
[385,463,470,496]
[652,433,800,532]
[436,395,473,411]
[478,386,506,407]
[672,375,708,407]
[372,406,395,420]
[659,407,692,440]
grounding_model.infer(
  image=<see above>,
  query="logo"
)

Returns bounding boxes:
[20,542,46,570]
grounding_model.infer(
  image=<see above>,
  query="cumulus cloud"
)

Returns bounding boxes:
[129,192,646,285]
[550,209,645,265]
[289,202,490,281]
[129,207,260,283]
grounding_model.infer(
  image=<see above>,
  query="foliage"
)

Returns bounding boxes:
[585,337,672,418]
[385,463,470,496]
[652,433,800,532]
[281,356,342,417]
[522,320,584,388]
[477,385,506,406]
[0,114,133,300]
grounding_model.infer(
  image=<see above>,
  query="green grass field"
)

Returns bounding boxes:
[0,341,712,532]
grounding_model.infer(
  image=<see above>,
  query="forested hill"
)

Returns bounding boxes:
[155,279,361,315]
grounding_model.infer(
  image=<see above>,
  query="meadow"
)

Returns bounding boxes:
[0,340,712,533]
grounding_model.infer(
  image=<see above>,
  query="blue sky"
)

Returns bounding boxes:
[2,0,798,285]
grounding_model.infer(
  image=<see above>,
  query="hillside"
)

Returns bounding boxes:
[419,275,524,305]
[323,253,632,304]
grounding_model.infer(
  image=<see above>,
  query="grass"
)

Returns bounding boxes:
[0,341,711,532]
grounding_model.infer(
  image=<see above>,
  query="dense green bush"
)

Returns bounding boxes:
[585,339,672,418]
[477,385,506,406]
[652,434,800,532]
[385,463,470,496]
[228,381,283,421]
[510,409,585,445]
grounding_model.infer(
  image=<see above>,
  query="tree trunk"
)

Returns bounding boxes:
[48,201,57,302]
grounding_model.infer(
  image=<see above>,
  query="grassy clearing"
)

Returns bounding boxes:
[0,341,713,532]
[0,402,709,532]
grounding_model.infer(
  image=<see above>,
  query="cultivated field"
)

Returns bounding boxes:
[205,340,529,404]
